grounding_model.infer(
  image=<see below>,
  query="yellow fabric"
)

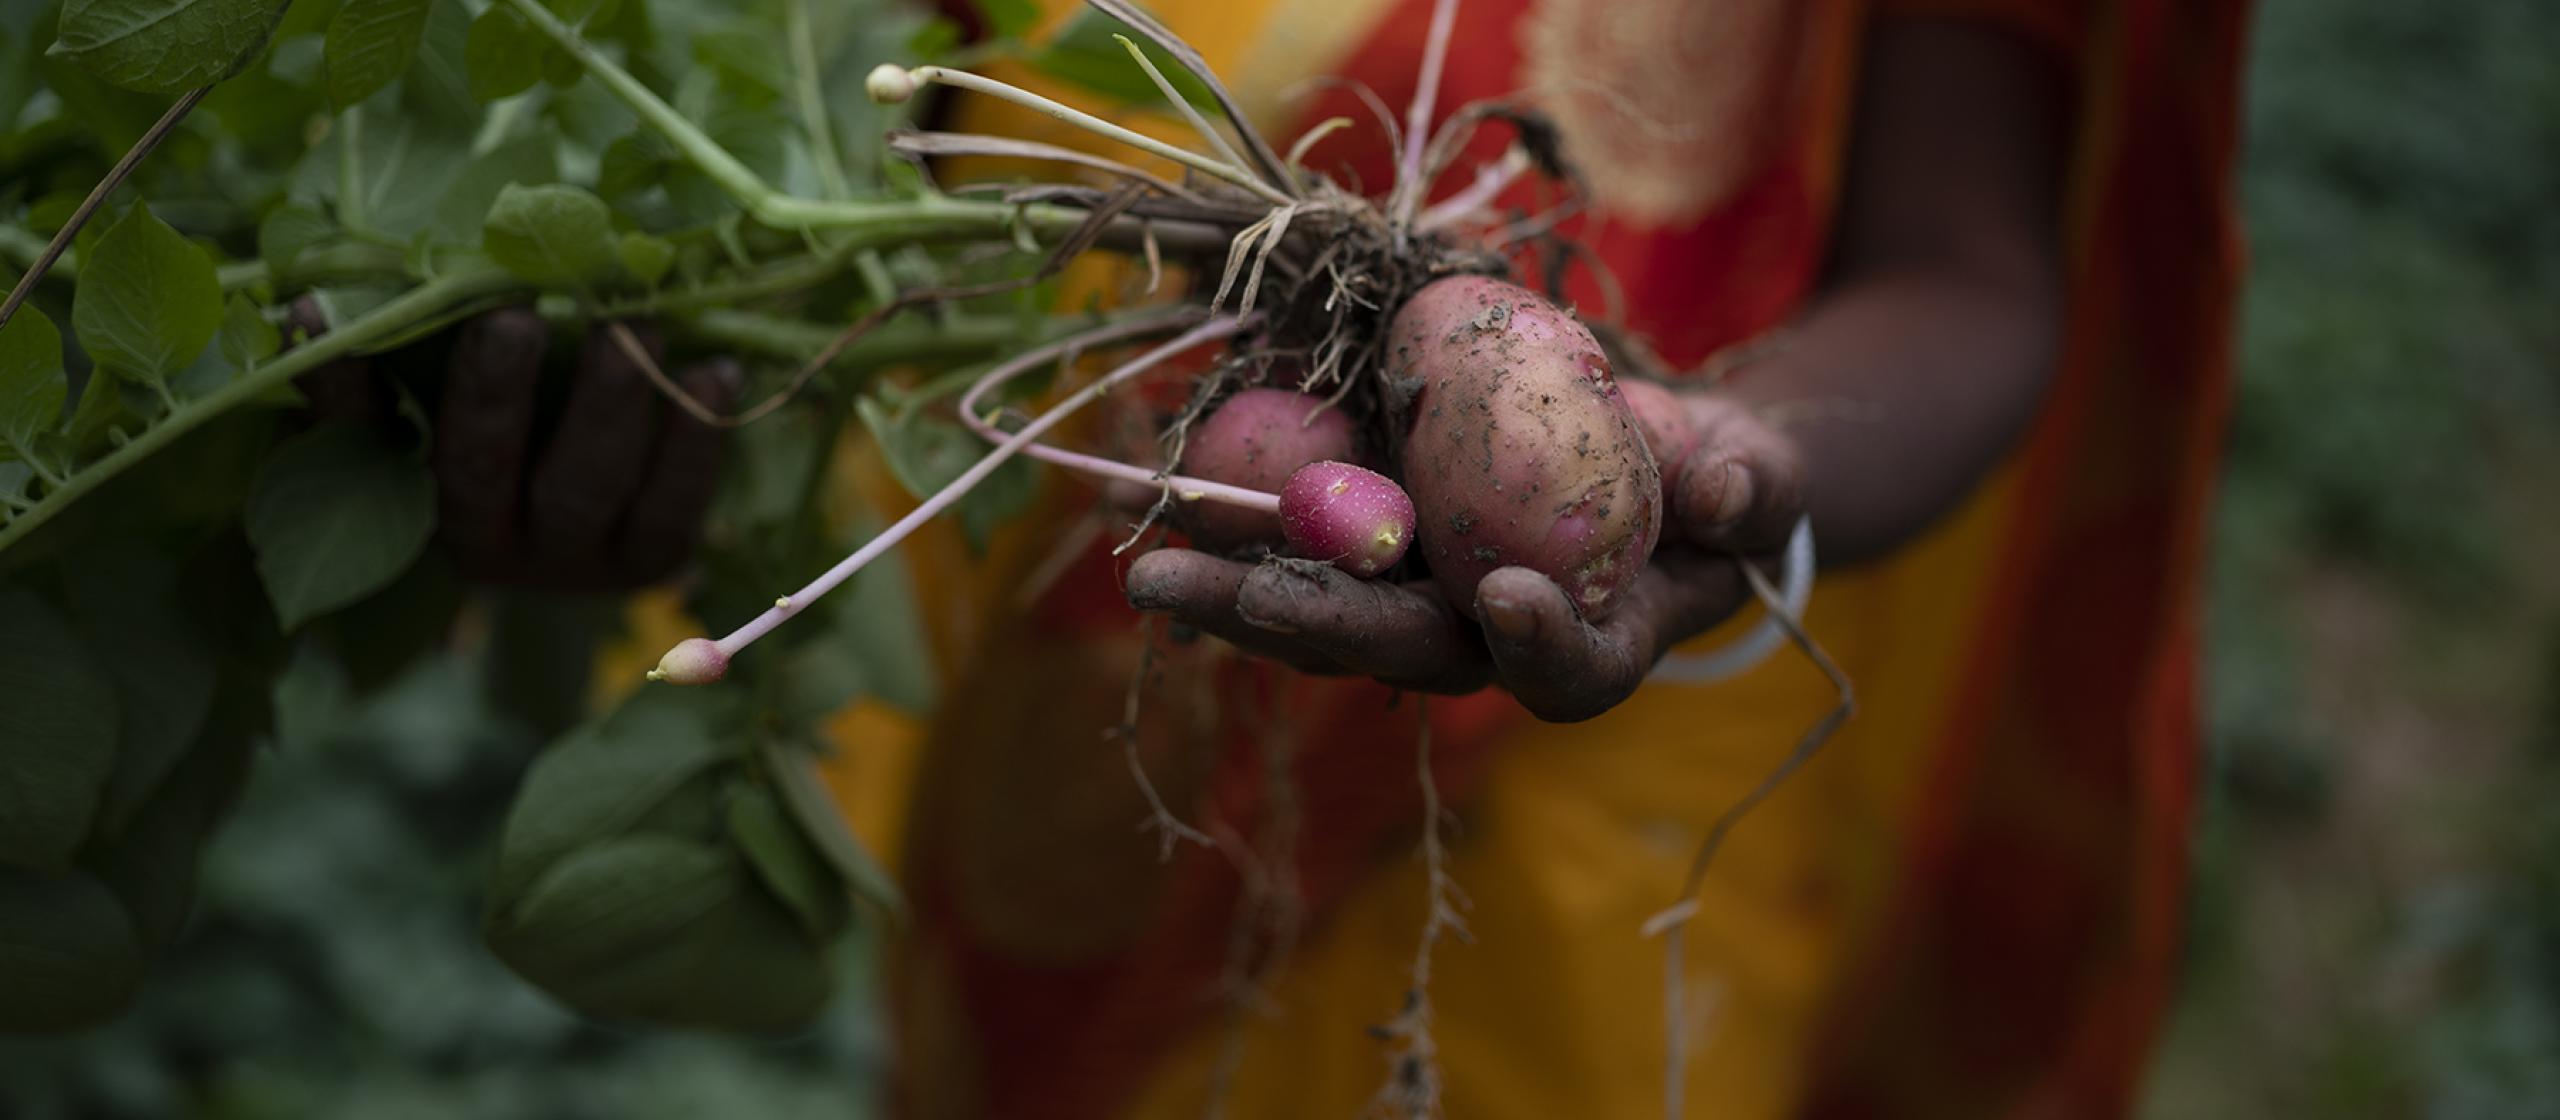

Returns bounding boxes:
[595,0,2031,1114]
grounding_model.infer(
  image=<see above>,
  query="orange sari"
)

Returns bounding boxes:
[789,0,2249,1115]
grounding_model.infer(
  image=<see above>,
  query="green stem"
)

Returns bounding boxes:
[682,308,1024,369]
[499,0,776,214]
[0,264,523,554]
[785,0,854,201]
[8,231,413,294]
[496,0,1152,246]
[337,105,366,231]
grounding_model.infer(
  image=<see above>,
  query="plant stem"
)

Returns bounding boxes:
[1389,0,1461,229]
[906,66,1293,207]
[696,316,1244,664]
[0,86,210,333]
[0,264,523,554]
[499,0,1225,250]
[681,308,1025,371]
[785,0,854,201]
[500,0,777,214]
[8,229,416,294]
[955,315,1278,513]
[337,104,366,231]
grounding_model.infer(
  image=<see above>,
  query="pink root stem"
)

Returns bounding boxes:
[957,329,1280,517]
[711,314,1247,658]
[1415,147,1529,233]
[1390,0,1463,227]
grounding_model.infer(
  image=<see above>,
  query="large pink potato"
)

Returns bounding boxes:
[1175,387,1359,553]
[1391,276,1662,621]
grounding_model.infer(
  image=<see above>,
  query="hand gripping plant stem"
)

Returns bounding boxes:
[650,315,1249,684]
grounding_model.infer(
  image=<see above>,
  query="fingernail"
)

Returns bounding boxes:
[1479,595,1538,646]
[1239,607,1298,634]
[1125,579,1173,612]
[1708,459,1752,527]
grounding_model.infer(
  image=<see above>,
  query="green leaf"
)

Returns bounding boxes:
[761,737,902,917]
[60,370,131,460]
[0,869,143,1032]
[324,0,435,110]
[218,294,279,371]
[62,550,218,842]
[243,422,437,629]
[0,588,122,872]
[725,779,849,940]
[0,306,68,466]
[429,132,557,243]
[489,687,739,902]
[482,182,620,289]
[616,230,674,287]
[72,203,224,389]
[1025,7,1215,116]
[975,0,1040,40]
[462,3,541,101]
[48,0,291,94]
[397,0,476,127]
[485,831,835,1032]
[327,103,475,238]
[856,394,1038,553]
[257,204,335,281]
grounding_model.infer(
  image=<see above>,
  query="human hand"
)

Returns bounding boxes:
[291,305,739,591]
[1122,391,1806,722]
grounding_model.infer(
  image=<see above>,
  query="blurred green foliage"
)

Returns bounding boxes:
[0,651,891,1119]
[2159,0,2560,1115]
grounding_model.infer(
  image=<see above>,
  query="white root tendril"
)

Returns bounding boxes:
[1643,555,1854,1119]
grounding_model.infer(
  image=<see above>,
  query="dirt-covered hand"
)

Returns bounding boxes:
[1124,392,1805,722]
[290,305,738,590]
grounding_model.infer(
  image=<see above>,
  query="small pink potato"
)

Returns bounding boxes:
[1617,378,1699,498]
[1176,388,1359,553]
[1390,276,1662,620]
[1280,461,1416,578]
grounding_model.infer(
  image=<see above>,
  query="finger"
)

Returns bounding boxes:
[284,297,386,422]
[620,358,741,584]
[1232,562,1493,694]
[1475,554,1748,722]
[526,323,663,579]
[1124,549,1345,675]
[434,308,549,576]
[1672,405,1807,554]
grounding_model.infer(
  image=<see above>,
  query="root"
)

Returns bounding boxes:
[1641,559,1855,1119]
[1366,697,1468,1120]
[1110,615,1215,860]
[1202,685,1307,1119]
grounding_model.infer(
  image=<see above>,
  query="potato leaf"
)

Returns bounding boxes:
[243,423,437,629]
[463,4,542,101]
[482,182,620,289]
[0,589,121,873]
[72,203,223,390]
[49,0,291,94]
[724,779,850,940]
[487,687,739,902]
[217,294,279,371]
[256,205,334,282]
[324,0,436,110]
[0,307,67,467]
